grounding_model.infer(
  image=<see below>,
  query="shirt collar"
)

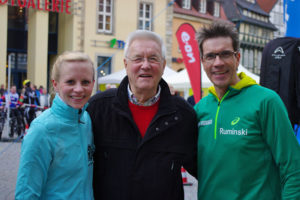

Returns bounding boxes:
[127,84,161,106]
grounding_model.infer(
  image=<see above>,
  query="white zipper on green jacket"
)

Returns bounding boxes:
[214,90,230,139]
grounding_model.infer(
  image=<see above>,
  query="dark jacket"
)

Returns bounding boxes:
[260,37,300,125]
[23,87,40,106]
[87,77,198,200]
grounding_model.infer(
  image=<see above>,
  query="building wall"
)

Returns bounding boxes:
[269,0,285,38]
[83,0,169,91]
[171,1,228,72]
[0,0,170,92]
[27,9,49,88]
[0,5,8,86]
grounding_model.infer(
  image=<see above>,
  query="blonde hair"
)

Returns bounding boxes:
[51,51,95,82]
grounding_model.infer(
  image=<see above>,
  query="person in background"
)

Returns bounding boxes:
[195,20,300,199]
[15,51,95,200]
[0,84,6,96]
[5,85,23,137]
[31,84,40,105]
[38,85,44,95]
[22,80,39,126]
[105,84,117,90]
[39,88,50,110]
[0,93,5,141]
[0,94,4,108]
[187,95,195,106]
[87,30,198,200]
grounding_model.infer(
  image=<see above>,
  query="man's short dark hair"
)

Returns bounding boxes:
[196,20,240,57]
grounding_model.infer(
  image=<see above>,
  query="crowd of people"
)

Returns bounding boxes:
[11,20,300,200]
[0,81,50,140]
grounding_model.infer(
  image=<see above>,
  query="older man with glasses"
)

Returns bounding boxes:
[87,30,198,200]
[194,20,300,200]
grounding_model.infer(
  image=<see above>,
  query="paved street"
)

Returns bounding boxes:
[0,126,198,200]
[0,124,21,200]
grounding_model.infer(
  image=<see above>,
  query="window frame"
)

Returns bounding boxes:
[199,0,206,13]
[182,0,191,9]
[213,1,220,17]
[138,2,153,31]
[97,0,113,34]
[96,55,112,86]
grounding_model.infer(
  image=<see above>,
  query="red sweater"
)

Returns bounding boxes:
[128,100,159,138]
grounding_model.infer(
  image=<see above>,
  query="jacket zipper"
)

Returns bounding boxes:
[214,90,230,140]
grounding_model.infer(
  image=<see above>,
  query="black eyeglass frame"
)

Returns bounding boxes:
[202,50,238,62]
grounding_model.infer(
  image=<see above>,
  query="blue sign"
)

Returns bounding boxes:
[284,0,300,37]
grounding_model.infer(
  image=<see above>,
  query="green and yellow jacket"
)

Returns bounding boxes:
[195,72,300,200]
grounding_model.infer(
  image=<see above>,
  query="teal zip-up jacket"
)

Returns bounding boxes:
[195,72,300,200]
[15,95,94,200]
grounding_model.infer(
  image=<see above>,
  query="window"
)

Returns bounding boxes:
[199,0,206,13]
[262,29,269,39]
[257,51,262,69]
[138,3,153,31]
[182,0,191,9]
[213,2,220,17]
[249,49,254,68]
[8,7,27,30]
[243,49,249,68]
[17,53,27,70]
[97,56,112,79]
[97,0,113,33]
[249,25,258,36]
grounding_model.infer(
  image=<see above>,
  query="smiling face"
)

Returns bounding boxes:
[124,38,166,97]
[202,37,240,96]
[52,61,95,109]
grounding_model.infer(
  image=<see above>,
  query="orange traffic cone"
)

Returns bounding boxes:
[181,167,193,186]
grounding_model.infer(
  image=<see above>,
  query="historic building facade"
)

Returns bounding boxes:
[257,0,285,38]
[222,0,277,75]
[171,0,228,71]
[0,0,170,92]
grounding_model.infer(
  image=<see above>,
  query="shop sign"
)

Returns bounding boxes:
[0,0,72,14]
[109,38,125,49]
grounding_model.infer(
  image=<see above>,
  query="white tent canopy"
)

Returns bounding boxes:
[165,64,260,90]
[98,66,178,84]
[98,64,260,92]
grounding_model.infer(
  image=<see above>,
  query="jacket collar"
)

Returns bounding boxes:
[127,84,161,106]
[114,76,176,115]
[51,94,87,121]
[209,72,258,100]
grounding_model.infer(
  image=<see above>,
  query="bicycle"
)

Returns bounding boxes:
[0,108,6,140]
[8,108,23,138]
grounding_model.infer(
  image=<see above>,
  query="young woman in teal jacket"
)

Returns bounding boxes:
[15,51,95,200]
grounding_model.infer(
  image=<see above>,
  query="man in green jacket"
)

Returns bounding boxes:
[195,20,300,199]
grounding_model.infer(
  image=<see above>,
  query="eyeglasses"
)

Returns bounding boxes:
[126,56,162,64]
[202,50,238,63]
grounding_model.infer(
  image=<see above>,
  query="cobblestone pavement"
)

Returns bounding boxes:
[0,125,198,200]
[184,173,198,200]
[0,124,21,200]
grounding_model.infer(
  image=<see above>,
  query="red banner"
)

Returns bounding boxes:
[176,23,202,103]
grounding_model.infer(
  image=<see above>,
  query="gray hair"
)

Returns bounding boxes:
[196,20,240,57]
[124,30,166,58]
